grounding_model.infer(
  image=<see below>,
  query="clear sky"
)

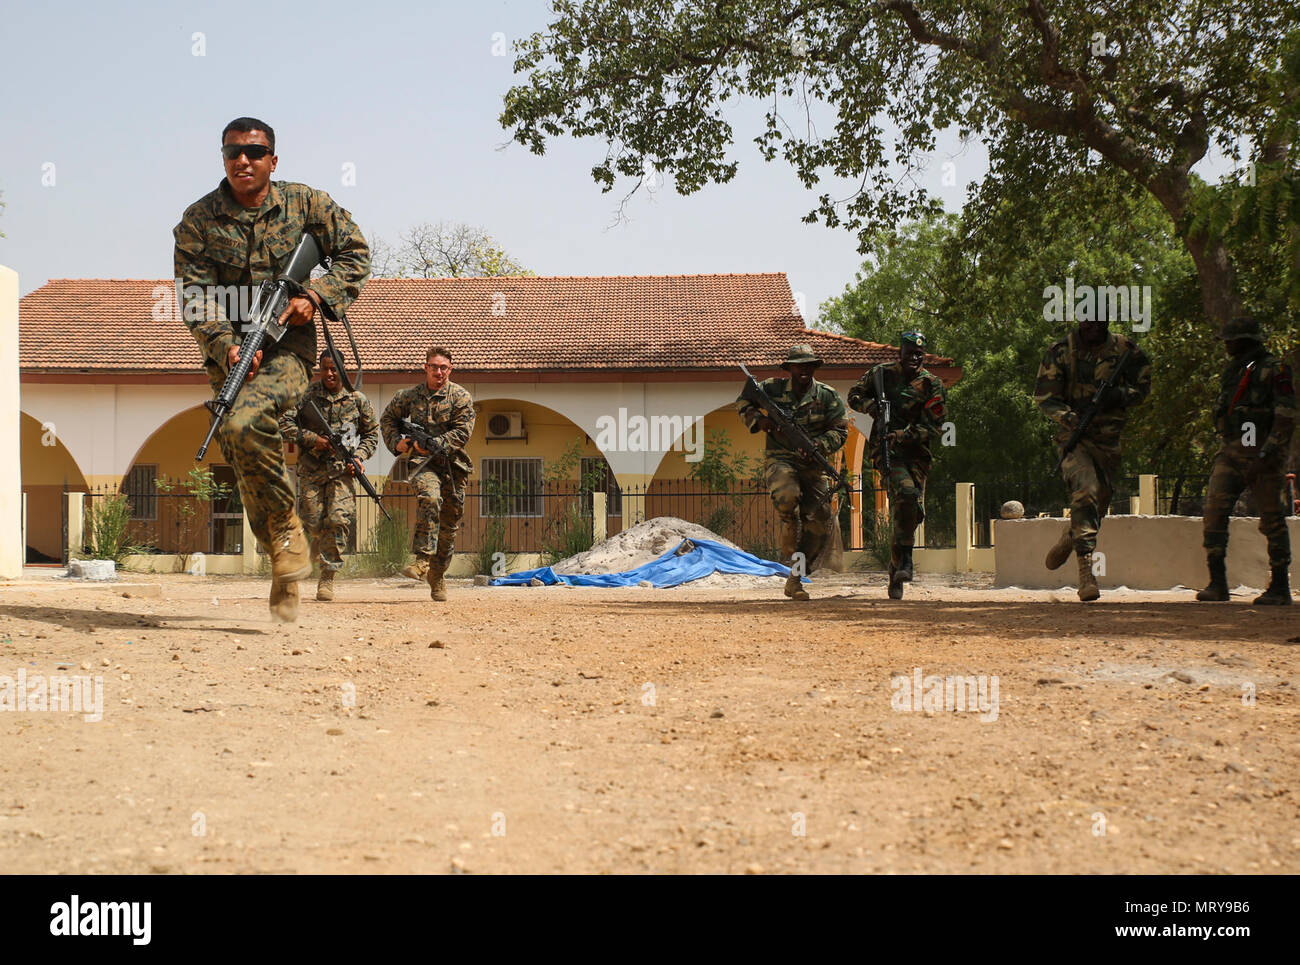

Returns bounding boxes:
[0,0,1080,326]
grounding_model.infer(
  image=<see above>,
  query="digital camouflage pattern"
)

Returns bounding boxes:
[279,382,380,572]
[174,179,370,370]
[175,178,370,553]
[1034,330,1152,554]
[848,361,947,555]
[737,377,848,565]
[1203,345,1296,566]
[381,382,477,565]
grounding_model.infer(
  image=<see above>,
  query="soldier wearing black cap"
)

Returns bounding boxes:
[848,332,947,599]
[737,344,849,601]
[1195,315,1296,605]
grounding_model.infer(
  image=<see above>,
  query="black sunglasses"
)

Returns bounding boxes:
[221,143,273,161]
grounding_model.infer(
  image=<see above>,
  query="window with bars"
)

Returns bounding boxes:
[480,458,544,517]
[579,457,621,516]
[123,464,157,520]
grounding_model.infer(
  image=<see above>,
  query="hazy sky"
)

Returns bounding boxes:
[2,0,1214,326]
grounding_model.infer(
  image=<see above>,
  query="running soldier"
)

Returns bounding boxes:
[847,331,947,600]
[1033,301,1151,601]
[279,353,379,602]
[737,344,849,601]
[380,347,475,601]
[1195,315,1295,604]
[174,116,370,621]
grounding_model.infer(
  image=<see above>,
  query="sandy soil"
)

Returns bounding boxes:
[0,569,1296,874]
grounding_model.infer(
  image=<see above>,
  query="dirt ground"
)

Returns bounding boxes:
[0,568,1296,874]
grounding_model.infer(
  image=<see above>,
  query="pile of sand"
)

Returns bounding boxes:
[549,517,785,588]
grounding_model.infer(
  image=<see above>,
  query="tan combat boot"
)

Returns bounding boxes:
[783,571,810,601]
[269,578,300,622]
[427,562,448,602]
[1045,528,1074,571]
[402,555,430,581]
[267,509,312,583]
[317,569,335,602]
[1077,553,1100,602]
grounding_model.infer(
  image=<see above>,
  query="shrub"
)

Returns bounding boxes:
[84,492,147,565]
[345,508,411,578]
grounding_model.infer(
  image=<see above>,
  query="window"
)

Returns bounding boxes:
[123,464,157,520]
[481,458,543,517]
[580,457,621,516]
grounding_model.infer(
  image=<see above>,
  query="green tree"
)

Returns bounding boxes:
[502,3,1298,328]
[370,221,534,278]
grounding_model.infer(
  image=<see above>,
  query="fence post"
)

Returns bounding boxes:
[955,482,974,572]
[592,492,607,543]
[241,510,257,575]
[1138,473,1158,515]
[65,492,85,562]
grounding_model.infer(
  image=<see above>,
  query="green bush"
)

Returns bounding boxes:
[473,515,514,576]
[855,510,894,570]
[84,492,147,565]
[345,508,410,578]
[539,502,595,567]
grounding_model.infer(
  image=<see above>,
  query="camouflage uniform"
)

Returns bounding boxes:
[1033,329,1152,560]
[279,382,379,572]
[737,350,849,575]
[1197,316,1295,604]
[847,357,947,579]
[174,179,370,552]
[380,382,476,572]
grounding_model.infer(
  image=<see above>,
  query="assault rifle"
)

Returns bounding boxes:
[739,365,851,507]
[398,418,451,475]
[1053,348,1133,473]
[872,366,892,479]
[299,399,391,521]
[196,233,325,460]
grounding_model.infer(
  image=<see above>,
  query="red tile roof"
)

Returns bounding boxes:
[19,274,955,376]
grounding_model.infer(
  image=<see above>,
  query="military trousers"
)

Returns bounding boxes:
[411,467,468,568]
[1058,438,1120,556]
[877,456,929,552]
[1202,442,1291,567]
[298,472,356,572]
[765,456,832,567]
[205,350,310,548]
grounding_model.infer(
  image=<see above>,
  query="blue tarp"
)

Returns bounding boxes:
[489,538,804,589]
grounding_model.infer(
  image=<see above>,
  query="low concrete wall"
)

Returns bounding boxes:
[994,515,1300,590]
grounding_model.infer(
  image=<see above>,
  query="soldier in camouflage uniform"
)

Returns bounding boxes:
[174,117,370,622]
[847,332,947,600]
[380,347,476,601]
[1033,302,1151,601]
[737,344,849,601]
[279,353,379,602]
[1195,315,1296,605]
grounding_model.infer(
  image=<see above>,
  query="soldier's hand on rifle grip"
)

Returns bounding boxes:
[228,344,263,379]
[1061,410,1080,430]
[349,460,364,476]
[755,416,777,433]
[312,435,331,452]
[279,292,320,329]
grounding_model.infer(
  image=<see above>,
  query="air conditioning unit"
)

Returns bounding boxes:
[484,411,526,440]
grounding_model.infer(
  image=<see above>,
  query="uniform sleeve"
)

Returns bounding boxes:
[846,368,879,416]
[811,388,849,455]
[277,404,306,448]
[1265,362,1296,451]
[356,393,380,461]
[434,390,476,454]
[736,377,779,432]
[902,377,947,445]
[1121,342,1152,408]
[173,205,236,368]
[380,391,407,455]
[306,189,371,319]
[1033,343,1072,426]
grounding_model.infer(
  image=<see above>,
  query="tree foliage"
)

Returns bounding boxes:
[370,222,533,278]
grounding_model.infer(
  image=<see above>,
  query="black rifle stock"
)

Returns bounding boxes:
[399,418,452,475]
[196,233,325,460]
[299,399,391,522]
[1053,348,1133,474]
[872,366,892,480]
[739,365,850,507]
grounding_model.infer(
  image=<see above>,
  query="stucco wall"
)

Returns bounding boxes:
[994,515,1300,590]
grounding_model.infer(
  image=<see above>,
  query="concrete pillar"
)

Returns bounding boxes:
[0,266,20,577]
[955,482,975,572]
[1128,496,1140,514]
[65,491,85,561]
[355,494,377,554]
[614,473,651,526]
[1139,474,1158,515]
[592,492,607,542]
[241,511,257,575]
